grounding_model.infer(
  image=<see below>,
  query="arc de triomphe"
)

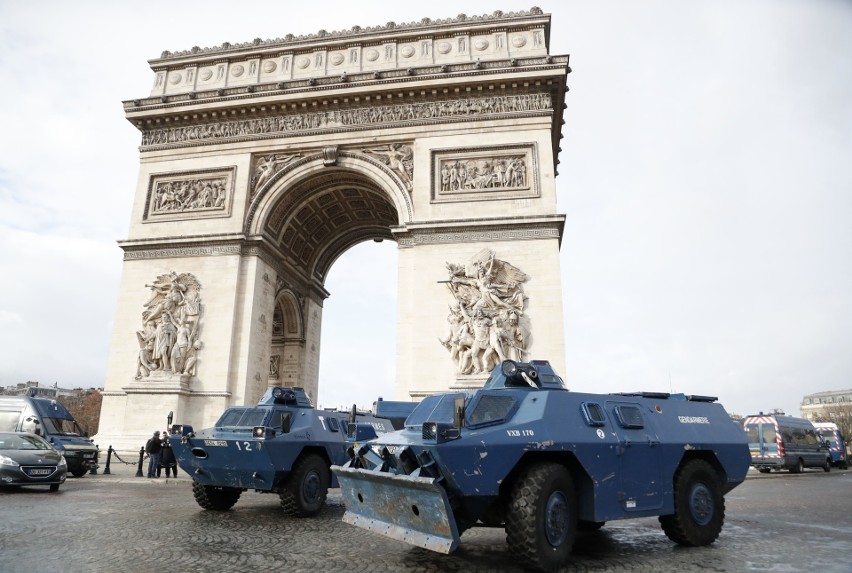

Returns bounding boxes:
[96,8,570,450]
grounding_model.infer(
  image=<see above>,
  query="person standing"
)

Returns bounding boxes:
[158,430,177,478]
[145,431,162,478]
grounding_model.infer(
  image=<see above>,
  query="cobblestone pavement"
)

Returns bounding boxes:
[1,461,850,573]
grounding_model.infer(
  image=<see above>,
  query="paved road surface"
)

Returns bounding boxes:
[2,461,850,572]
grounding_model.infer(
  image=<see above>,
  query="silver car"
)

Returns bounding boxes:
[0,432,67,492]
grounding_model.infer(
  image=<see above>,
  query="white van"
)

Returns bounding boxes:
[0,395,99,477]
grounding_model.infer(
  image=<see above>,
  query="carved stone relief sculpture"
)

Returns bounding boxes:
[134,272,203,380]
[439,249,531,375]
[145,168,235,221]
[361,143,413,191]
[140,93,552,148]
[440,154,527,192]
[432,145,537,203]
[251,153,302,196]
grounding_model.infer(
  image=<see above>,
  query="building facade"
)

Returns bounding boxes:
[801,389,852,420]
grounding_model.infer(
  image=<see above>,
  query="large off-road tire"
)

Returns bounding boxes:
[823,458,831,473]
[659,459,725,546]
[70,468,89,478]
[505,462,577,572]
[192,481,242,511]
[279,453,329,517]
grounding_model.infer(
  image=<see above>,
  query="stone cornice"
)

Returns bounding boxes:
[151,8,549,63]
[118,233,246,253]
[117,234,329,303]
[391,214,565,248]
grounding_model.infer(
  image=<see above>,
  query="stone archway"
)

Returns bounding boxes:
[96,8,570,450]
[247,154,409,402]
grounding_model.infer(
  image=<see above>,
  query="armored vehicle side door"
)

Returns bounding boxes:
[606,400,663,511]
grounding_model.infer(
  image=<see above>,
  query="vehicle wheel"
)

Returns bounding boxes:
[192,481,241,510]
[659,459,724,546]
[49,484,60,492]
[577,520,605,532]
[757,468,771,474]
[791,458,804,474]
[505,462,577,571]
[70,468,88,478]
[823,458,831,473]
[279,453,329,517]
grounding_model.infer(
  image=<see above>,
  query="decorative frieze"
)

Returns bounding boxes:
[123,244,241,260]
[144,167,235,222]
[139,93,552,149]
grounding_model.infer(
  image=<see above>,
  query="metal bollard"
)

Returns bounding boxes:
[135,447,144,477]
[89,445,99,475]
[103,445,113,475]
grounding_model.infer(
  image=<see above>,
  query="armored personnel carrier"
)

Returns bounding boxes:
[170,386,412,516]
[333,360,750,571]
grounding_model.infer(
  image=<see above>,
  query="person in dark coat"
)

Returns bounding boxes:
[145,431,162,478]
[158,429,177,478]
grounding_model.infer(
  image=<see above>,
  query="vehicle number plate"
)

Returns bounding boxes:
[204,440,228,447]
[29,468,51,475]
[83,452,95,458]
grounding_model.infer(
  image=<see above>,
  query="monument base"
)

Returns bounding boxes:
[124,371,193,395]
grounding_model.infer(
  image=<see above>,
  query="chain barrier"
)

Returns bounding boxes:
[109,447,141,465]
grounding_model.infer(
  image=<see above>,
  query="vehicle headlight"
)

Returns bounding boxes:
[58,456,67,468]
[0,454,20,467]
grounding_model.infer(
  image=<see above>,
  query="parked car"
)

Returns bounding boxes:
[0,432,67,491]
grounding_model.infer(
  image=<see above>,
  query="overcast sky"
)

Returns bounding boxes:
[0,0,850,417]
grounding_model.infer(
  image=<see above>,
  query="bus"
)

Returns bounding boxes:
[743,414,831,473]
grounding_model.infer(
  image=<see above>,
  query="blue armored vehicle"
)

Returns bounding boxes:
[333,360,750,571]
[170,386,412,516]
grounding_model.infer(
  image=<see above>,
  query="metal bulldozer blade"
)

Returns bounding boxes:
[333,465,461,553]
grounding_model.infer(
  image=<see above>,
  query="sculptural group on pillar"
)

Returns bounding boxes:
[135,272,203,380]
[439,249,531,375]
